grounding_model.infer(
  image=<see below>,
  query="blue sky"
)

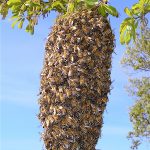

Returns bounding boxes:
[0,0,150,150]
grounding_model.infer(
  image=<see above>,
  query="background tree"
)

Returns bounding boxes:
[120,0,150,149]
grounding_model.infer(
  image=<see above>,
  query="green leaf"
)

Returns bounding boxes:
[131,21,138,41]
[29,27,34,35]
[98,4,107,17]
[84,0,98,7]
[43,7,52,15]
[120,17,132,33]
[135,21,138,28]
[11,19,19,28]
[20,4,27,12]
[7,0,21,6]
[10,15,18,20]
[0,3,9,19]
[124,7,132,17]
[120,18,136,44]
[68,2,75,12]
[32,0,40,5]
[25,24,31,32]
[103,4,119,17]
[125,30,132,44]
[144,4,150,12]
[25,24,34,35]
[51,1,66,11]
[10,3,21,11]
[131,28,136,41]
[132,3,140,15]
[120,26,126,44]
[120,25,133,44]
[18,19,25,29]
[139,0,145,5]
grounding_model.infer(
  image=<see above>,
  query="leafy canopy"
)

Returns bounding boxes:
[121,2,150,149]
[120,0,150,45]
[121,26,150,72]
[127,77,150,149]
[1,0,150,44]
[121,21,150,149]
[0,0,118,34]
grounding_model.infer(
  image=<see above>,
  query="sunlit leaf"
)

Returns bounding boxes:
[20,4,27,12]
[18,18,25,29]
[124,7,132,17]
[84,0,98,7]
[125,31,131,44]
[51,1,66,11]
[120,25,127,44]
[132,3,140,15]
[120,17,132,33]
[11,19,20,28]
[98,4,107,17]
[10,15,18,20]
[7,0,21,6]
[103,4,119,17]
[144,4,150,12]
[68,2,75,12]
[30,26,34,35]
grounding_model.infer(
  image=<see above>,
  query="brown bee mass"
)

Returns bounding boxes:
[38,9,115,150]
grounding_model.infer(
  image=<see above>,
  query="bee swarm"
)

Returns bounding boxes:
[38,10,115,150]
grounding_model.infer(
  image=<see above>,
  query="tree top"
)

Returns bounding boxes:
[0,0,118,34]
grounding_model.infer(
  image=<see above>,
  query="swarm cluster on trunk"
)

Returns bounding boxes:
[38,9,115,150]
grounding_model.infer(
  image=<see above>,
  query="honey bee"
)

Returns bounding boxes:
[58,86,63,93]
[83,26,90,34]
[105,29,112,35]
[51,131,58,140]
[66,89,71,97]
[62,50,67,58]
[70,55,75,62]
[102,45,107,51]
[92,46,97,52]
[74,30,80,36]
[79,76,85,85]
[71,26,77,30]
[46,119,50,127]
[62,66,69,75]
[51,86,57,93]
[76,88,81,92]
[101,97,108,103]
[59,93,65,102]
[69,20,74,26]
[78,51,83,58]
[95,38,101,47]
[97,22,103,28]
[68,69,73,77]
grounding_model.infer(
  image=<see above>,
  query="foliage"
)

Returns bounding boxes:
[0,0,68,34]
[127,77,150,149]
[121,24,150,149]
[120,0,150,44]
[0,0,118,34]
[1,0,149,44]
[121,27,150,72]
[121,4,150,148]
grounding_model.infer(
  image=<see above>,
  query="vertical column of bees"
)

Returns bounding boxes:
[38,9,115,150]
